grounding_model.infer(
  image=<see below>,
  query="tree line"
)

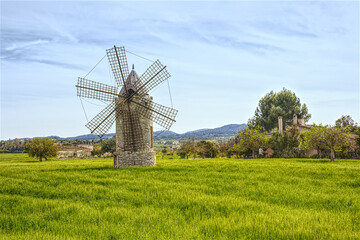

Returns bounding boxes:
[175,118,358,162]
[3,88,359,162]
[0,139,94,153]
[175,88,359,162]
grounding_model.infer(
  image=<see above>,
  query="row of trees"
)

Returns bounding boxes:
[176,123,357,162]
[21,123,357,162]
[237,124,354,162]
[300,125,355,162]
[0,138,30,153]
[5,88,359,163]
[0,138,97,153]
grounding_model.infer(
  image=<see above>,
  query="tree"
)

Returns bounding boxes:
[232,141,246,158]
[300,125,350,162]
[101,137,116,153]
[353,127,360,153]
[322,126,350,162]
[335,115,357,131]
[178,138,195,159]
[26,138,58,162]
[92,143,102,156]
[161,148,167,158]
[234,127,268,158]
[299,124,327,158]
[248,88,310,132]
[219,140,236,158]
[269,124,301,158]
[196,140,219,158]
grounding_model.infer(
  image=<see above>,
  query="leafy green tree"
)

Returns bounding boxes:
[219,139,237,158]
[269,125,301,158]
[62,142,73,146]
[196,140,219,158]
[300,125,350,162]
[335,115,357,131]
[234,127,268,158]
[92,143,102,156]
[322,126,350,162]
[353,127,360,153]
[232,142,246,158]
[25,138,58,162]
[178,138,196,159]
[161,148,167,158]
[101,137,116,153]
[299,124,327,158]
[248,88,310,131]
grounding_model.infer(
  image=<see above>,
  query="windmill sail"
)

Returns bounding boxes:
[85,100,117,137]
[133,59,171,96]
[76,77,118,102]
[134,99,178,130]
[106,46,129,87]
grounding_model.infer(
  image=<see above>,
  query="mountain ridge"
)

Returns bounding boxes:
[11,124,247,141]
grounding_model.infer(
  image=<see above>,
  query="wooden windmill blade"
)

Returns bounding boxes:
[76,77,118,102]
[133,59,171,97]
[133,99,178,130]
[85,100,119,138]
[106,46,129,88]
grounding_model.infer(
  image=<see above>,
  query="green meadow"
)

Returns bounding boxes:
[0,153,359,239]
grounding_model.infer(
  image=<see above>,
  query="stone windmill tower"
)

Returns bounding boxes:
[76,46,178,167]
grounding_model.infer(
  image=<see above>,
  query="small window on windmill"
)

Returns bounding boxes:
[128,88,135,95]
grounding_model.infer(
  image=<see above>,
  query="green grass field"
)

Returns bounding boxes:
[0,153,359,239]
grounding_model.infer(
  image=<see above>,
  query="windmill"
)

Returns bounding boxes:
[76,46,178,167]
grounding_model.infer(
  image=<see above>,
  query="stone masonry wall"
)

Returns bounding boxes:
[114,151,156,167]
[114,96,156,168]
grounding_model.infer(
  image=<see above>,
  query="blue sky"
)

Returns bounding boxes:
[1,1,359,139]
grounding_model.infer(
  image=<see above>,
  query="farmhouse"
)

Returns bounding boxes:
[58,144,93,158]
[264,115,359,158]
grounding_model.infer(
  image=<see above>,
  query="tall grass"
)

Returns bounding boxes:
[0,153,359,239]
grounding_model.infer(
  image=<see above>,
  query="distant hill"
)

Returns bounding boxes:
[12,124,247,141]
[154,124,247,140]
[65,133,115,141]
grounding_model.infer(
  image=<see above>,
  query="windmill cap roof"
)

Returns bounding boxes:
[120,69,140,95]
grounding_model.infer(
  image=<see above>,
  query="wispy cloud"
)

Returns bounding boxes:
[5,39,49,51]
[254,21,317,38]
[201,36,285,54]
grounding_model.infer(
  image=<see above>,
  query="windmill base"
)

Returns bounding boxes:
[114,151,156,168]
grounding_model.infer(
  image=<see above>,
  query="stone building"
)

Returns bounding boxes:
[278,114,312,134]
[113,68,156,167]
[276,114,359,157]
[58,144,93,158]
